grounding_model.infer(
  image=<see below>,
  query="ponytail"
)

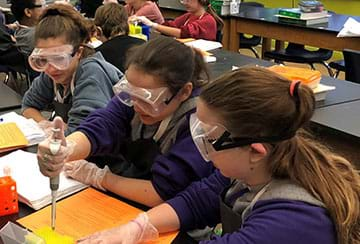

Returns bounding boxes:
[207,4,224,31]
[269,131,360,244]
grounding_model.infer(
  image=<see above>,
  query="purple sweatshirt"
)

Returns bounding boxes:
[76,93,215,200]
[167,170,337,244]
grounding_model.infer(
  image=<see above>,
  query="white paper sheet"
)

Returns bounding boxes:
[0,150,87,210]
[337,17,360,37]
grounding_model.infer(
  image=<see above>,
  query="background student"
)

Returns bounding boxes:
[37,37,219,208]
[125,0,164,24]
[22,4,121,135]
[133,0,223,40]
[77,67,360,244]
[9,0,46,56]
[94,3,145,72]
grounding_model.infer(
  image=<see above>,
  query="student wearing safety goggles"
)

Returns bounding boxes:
[77,67,360,244]
[21,4,122,135]
[9,0,46,56]
[37,37,218,210]
[131,0,223,41]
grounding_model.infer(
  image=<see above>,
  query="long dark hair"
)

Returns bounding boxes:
[126,37,209,93]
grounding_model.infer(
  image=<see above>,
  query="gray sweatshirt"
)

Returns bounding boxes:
[22,52,122,135]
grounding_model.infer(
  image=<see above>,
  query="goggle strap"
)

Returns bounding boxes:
[164,92,177,105]
[212,131,296,151]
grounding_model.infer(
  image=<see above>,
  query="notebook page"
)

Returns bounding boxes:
[0,150,87,210]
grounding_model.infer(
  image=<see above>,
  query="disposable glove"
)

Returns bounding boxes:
[77,212,159,244]
[37,120,54,138]
[131,16,157,28]
[64,160,109,191]
[37,117,75,178]
[103,0,118,4]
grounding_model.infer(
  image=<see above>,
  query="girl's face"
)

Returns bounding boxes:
[125,65,192,125]
[26,0,46,24]
[196,99,269,183]
[180,0,204,13]
[35,37,81,86]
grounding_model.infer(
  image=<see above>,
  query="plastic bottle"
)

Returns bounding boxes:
[0,166,19,216]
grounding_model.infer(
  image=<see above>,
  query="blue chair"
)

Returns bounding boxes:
[238,2,264,58]
[264,43,334,76]
[329,59,345,78]
[343,49,360,84]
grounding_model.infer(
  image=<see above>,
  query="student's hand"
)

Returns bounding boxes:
[133,16,157,28]
[64,160,109,191]
[54,0,72,6]
[37,117,74,177]
[103,0,118,4]
[77,212,159,244]
[38,120,54,138]
[6,23,18,30]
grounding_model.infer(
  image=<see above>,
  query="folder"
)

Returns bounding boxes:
[0,122,28,153]
[18,188,178,243]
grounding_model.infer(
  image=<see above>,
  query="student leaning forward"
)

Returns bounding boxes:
[77,67,359,244]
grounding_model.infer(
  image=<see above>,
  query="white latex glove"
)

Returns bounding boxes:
[54,0,72,5]
[78,212,159,244]
[64,160,109,191]
[37,120,54,138]
[103,0,118,4]
[132,16,157,27]
[37,117,75,178]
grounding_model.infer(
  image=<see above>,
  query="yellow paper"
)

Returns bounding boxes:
[176,38,196,43]
[18,188,178,243]
[0,122,28,153]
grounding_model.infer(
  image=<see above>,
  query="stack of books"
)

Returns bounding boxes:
[277,1,329,26]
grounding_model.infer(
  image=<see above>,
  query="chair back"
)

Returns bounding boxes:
[216,30,223,42]
[343,49,360,84]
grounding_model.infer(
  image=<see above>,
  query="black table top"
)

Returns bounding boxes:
[209,49,360,109]
[232,5,360,33]
[312,100,360,138]
[0,82,22,112]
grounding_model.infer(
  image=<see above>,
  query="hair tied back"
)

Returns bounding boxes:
[44,8,62,17]
[289,80,301,98]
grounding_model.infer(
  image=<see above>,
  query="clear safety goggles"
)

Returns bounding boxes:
[190,114,288,162]
[179,0,193,4]
[28,45,76,72]
[113,76,175,116]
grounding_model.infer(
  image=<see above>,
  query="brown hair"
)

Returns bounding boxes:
[94,3,129,38]
[201,67,360,244]
[199,0,224,31]
[126,37,209,93]
[35,4,94,58]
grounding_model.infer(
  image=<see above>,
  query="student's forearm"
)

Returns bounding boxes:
[154,25,181,38]
[103,173,163,207]
[66,131,91,161]
[147,203,181,233]
[22,107,47,122]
